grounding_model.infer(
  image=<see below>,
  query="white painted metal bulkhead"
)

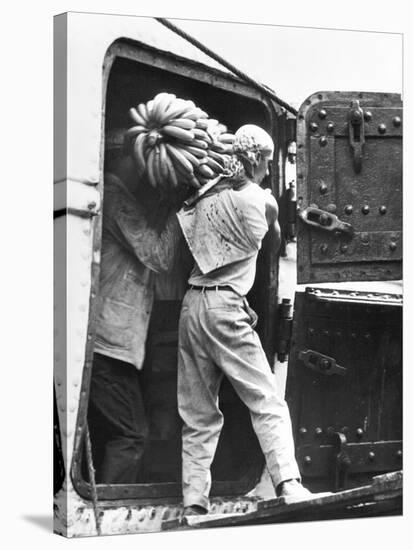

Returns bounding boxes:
[54,13,283,537]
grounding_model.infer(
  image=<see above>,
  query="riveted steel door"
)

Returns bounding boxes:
[285,287,402,492]
[296,92,402,284]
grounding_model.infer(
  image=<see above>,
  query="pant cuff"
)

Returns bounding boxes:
[183,493,210,511]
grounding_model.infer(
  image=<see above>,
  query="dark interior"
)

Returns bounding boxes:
[81,53,279,499]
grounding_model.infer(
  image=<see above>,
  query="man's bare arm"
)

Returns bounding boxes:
[265,192,282,253]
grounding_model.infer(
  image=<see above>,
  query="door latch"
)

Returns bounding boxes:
[299,207,354,237]
[298,349,347,376]
[348,100,365,174]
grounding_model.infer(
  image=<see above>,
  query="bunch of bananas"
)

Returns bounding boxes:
[126,93,236,192]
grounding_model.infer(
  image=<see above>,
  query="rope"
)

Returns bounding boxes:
[84,423,102,535]
[155,18,298,117]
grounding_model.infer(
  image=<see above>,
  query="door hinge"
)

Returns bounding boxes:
[276,298,293,363]
[348,99,366,174]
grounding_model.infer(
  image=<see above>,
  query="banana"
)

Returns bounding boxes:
[196,163,215,179]
[161,125,195,143]
[197,175,211,186]
[133,132,148,176]
[145,147,158,188]
[191,138,208,150]
[219,133,236,144]
[152,92,175,124]
[124,125,147,141]
[193,128,212,142]
[207,149,226,166]
[206,156,224,174]
[182,145,208,159]
[181,108,203,121]
[210,141,232,154]
[129,107,147,127]
[195,119,209,130]
[158,142,169,181]
[165,143,194,177]
[177,146,201,169]
[188,175,201,189]
[163,98,191,122]
[168,118,196,130]
[164,151,179,188]
[146,99,155,121]
[137,103,149,123]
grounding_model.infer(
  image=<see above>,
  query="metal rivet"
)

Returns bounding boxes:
[320,244,328,254]
[310,122,318,132]
[378,124,386,134]
[321,360,331,370]
[393,116,401,127]
[344,205,353,215]
[303,456,312,465]
[315,427,323,437]
[319,183,328,194]
[361,233,370,244]
[368,452,375,461]
[356,428,364,438]
[88,201,97,210]
[389,242,397,251]
[319,136,328,147]
[327,122,334,132]
[326,203,337,213]
[340,244,348,253]
[319,213,329,226]
[308,328,315,334]
[361,205,370,215]
[319,109,327,119]
[364,111,372,122]
[379,205,387,215]
[299,427,307,436]
[396,450,402,459]
[323,330,329,337]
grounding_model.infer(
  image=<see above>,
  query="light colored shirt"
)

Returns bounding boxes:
[186,183,269,296]
[94,172,182,369]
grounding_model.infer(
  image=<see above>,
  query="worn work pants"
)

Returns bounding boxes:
[88,353,149,484]
[178,289,300,510]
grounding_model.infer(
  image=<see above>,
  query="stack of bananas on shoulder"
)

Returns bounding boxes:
[126,93,235,192]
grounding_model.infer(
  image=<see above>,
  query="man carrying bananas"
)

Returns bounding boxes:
[176,124,312,516]
[88,129,183,484]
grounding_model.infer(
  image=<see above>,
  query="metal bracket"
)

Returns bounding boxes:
[299,207,354,237]
[298,349,347,376]
[330,431,351,491]
[348,100,365,173]
[276,299,293,363]
[54,177,101,219]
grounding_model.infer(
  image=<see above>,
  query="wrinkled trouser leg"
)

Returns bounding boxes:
[88,353,149,484]
[178,290,300,509]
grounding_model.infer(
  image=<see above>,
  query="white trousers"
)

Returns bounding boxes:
[177,288,300,510]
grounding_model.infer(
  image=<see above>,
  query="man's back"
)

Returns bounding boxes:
[181,182,269,296]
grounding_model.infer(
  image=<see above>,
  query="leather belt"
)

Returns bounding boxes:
[189,285,234,292]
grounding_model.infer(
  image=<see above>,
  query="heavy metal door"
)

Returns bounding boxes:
[285,287,402,493]
[296,91,402,284]
[284,91,403,493]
